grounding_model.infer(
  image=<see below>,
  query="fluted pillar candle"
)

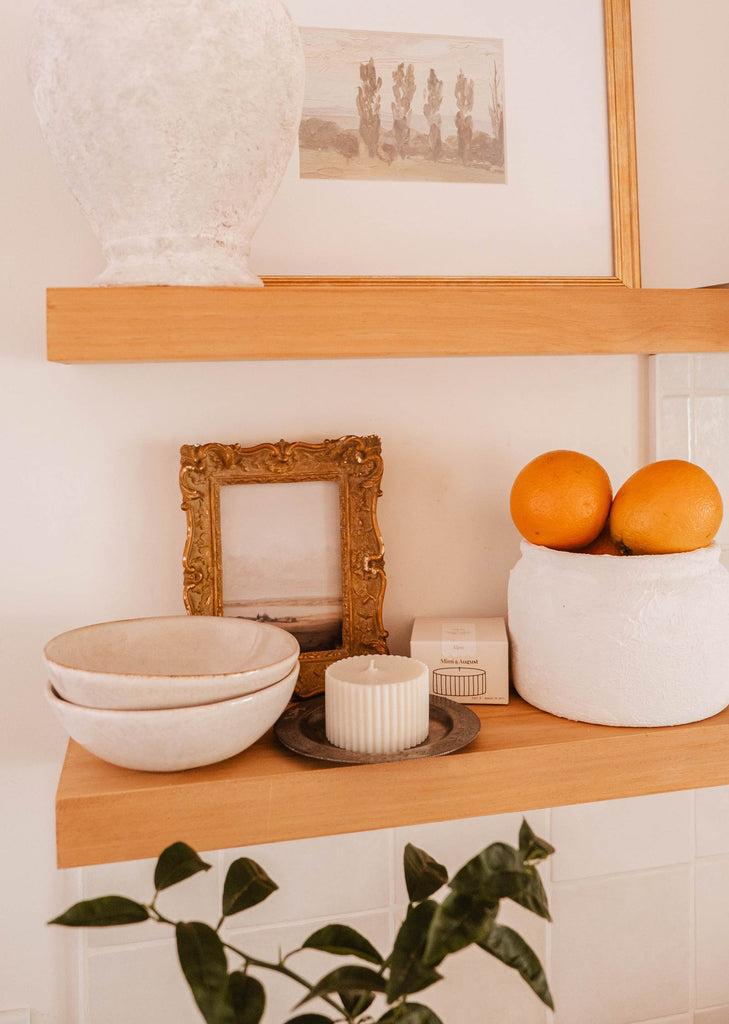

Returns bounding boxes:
[325,655,430,754]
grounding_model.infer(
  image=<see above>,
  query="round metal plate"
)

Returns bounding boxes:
[273,695,481,765]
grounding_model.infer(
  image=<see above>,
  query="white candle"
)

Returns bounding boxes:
[325,654,430,754]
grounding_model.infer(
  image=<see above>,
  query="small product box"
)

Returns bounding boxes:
[409,617,509,705]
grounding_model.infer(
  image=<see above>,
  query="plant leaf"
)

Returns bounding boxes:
[49,896,149,927]
[295,965,386,1008]
[386,900,442,1002]
[377,1003,445,1023]
[449,840,551,920]
[222,858,278,917]
[154,841,212,892]
[302,924,384,965]
[284,1017,334,1024]
[448,842,526,902]
[403,844,448,902]
[509,864,551,922]
[518,820,555,864]
[479,923,554,1009]
[176,921,232,1024]
[340,989,375,1017]
[422,891,496,966]
[227,971,265,1024]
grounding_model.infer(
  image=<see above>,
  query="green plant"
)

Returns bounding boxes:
[50,819,554,1024]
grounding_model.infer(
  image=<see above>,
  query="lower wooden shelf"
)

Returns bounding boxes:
[55,694,729,868]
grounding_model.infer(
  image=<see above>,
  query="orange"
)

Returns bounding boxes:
[610,459,723,555]
[577,522,624,556]
[510,450,612,551]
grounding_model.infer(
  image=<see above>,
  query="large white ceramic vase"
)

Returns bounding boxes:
[28,0,305,286]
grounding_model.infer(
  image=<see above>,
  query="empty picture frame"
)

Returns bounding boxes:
[180,436,388,698]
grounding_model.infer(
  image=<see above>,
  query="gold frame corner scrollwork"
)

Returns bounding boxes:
[180,435,388,698]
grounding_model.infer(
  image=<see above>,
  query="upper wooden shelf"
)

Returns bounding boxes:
[55,693,729,868]
[46,281,729,362]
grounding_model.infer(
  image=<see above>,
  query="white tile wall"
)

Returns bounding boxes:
[78,352,729,1023]
[551,792,694,881]
[652,353,729,553]
[695,1008,729,1023]
[86,940,201,1024]
[696,856,729,1008]
[696,786,729,858]
[219,829,393,927]
[550,867,691,1024]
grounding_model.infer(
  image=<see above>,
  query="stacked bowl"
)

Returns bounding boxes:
[44,616,300,771]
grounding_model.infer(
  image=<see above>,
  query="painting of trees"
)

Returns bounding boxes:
[455,70,474,165]
[356,57,382,158]
[489,62,505,167]
[423,68,444,162]
[298,27,506,184]
[391,62,416,158]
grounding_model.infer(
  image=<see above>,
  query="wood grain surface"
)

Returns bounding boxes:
[55,694,729,867]
[46,283,729,362]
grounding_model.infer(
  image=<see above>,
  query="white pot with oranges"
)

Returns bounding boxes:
[507,451,729,727]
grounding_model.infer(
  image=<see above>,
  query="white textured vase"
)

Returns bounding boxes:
[508,540,729,727]
[28,0,304,286]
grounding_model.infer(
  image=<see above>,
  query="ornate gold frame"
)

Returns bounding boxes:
[180,436,388,698]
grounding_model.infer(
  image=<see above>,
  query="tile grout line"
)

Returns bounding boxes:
[75,867,87,1024]
[689,789,697,1018]
[549,858,696,888]
[84,934,176,958]
[545,805,555,1024]
[77,927,86,1024]
[388,827,397,948]
[225,904,397,941]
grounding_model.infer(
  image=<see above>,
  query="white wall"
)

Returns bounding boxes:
[1,0,728,1021]
[631,1,729,288]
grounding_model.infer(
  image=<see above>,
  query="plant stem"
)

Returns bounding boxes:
[223,941,351,1020]
[147,906,353,1021]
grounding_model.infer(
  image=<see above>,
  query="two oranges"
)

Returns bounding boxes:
[510,450,723,555]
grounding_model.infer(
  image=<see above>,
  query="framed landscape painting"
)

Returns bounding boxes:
[251,0,640,285]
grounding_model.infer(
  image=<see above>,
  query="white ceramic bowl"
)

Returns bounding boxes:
[45,662,299,771]
[43,616,300,710]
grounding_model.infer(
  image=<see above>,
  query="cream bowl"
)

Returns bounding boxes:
[45,662,299,772]
[44,615,300,710]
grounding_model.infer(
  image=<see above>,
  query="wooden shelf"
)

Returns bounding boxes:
[55,694,729,868]
[46,281,729,363]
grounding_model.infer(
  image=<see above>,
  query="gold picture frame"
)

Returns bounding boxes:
[180,435,388,698]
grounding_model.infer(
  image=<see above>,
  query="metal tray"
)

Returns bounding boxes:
[273,695,481,765]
